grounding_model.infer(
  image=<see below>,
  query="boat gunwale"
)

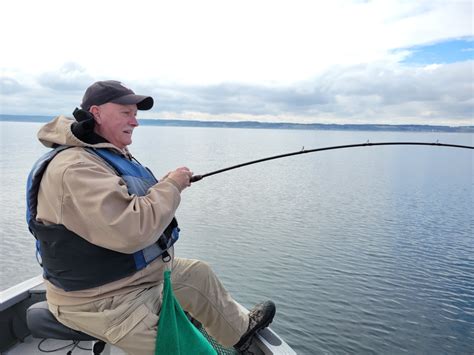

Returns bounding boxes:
[0,275,43,312]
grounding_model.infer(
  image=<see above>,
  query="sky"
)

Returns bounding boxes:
[1,0,473,126]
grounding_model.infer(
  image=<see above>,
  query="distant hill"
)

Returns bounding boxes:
[1,114,473,133]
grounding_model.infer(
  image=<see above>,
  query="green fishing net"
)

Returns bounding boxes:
[195,322,240,355]
[154,270,217,355]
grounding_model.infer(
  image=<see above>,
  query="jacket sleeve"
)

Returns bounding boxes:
[36,148,181,253]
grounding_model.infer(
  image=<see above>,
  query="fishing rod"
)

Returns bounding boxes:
[190,141,473,183]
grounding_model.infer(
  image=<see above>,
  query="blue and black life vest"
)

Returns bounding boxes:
[26,146,179,291]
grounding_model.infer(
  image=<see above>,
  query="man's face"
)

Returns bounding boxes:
[91,103,139,148]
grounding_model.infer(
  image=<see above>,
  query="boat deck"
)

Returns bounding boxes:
[5,332,270,355]
[1,275,295,355]
[5,336,126,355]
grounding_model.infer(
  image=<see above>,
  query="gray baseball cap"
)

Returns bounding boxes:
[81,80,154,111]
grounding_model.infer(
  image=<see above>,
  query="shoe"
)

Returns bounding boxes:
[234,300,276,351]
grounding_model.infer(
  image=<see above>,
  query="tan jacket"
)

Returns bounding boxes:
[36,116,181,305]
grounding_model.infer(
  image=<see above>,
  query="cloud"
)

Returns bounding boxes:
[1,1,473,125]
[0,63,93,116]
[38,63,94,92]
[2,58,473,125]
[145,83,330,116]
[134,59,473,125]
[2,1,472,85]
[0,77,26,95]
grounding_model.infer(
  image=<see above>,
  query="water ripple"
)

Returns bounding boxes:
[2,124,474,354]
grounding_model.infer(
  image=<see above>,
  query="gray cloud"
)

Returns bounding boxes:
[0,63,92,116]
[38,62,94,92]
[1,59,473,125]
[144,82,331,116]
[138,60,473,123]
[0,77,26,95]
[318,61,474,121]
[325,61,472,103]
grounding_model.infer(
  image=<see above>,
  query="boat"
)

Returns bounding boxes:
[0,275,296,355]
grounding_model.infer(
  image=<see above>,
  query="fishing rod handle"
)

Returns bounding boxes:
[190,175,203,183]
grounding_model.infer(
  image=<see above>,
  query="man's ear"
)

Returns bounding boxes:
[89,106,102,124]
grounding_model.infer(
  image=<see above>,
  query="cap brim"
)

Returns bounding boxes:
[110,94,154,110]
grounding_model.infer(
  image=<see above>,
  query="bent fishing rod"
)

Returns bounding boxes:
[190,141,473,183]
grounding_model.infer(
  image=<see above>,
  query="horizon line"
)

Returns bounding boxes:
[1,113,473,128]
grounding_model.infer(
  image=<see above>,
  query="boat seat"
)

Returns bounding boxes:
[26,301,107,354]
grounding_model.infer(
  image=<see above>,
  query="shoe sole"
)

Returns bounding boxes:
[234,302,276,351]
[241,302,276,345]
[258,304,276,331]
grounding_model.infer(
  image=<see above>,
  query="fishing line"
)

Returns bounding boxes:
[190,141,473,183]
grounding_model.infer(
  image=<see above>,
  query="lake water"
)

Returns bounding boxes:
[1,121,473,354]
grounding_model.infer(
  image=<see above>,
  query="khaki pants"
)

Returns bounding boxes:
[48,258,249,355]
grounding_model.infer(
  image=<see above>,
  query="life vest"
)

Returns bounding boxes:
[26,146,179,291]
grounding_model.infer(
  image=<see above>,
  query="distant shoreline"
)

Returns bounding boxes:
[1,114,473,133]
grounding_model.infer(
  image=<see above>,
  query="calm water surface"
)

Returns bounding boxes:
[1,121,473,354]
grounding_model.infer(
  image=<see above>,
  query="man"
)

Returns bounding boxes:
[26,80,276,354]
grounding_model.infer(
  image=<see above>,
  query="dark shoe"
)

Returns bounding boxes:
[234,300,276,351]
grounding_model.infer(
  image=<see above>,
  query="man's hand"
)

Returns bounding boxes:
[164,167,193,192]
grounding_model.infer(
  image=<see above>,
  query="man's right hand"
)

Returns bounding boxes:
[164,167,193,192]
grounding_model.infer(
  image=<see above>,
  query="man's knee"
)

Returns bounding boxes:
[191,259,213,278]
[174,258,214,281]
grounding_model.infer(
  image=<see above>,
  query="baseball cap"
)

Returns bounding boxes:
[81,80,154,111]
